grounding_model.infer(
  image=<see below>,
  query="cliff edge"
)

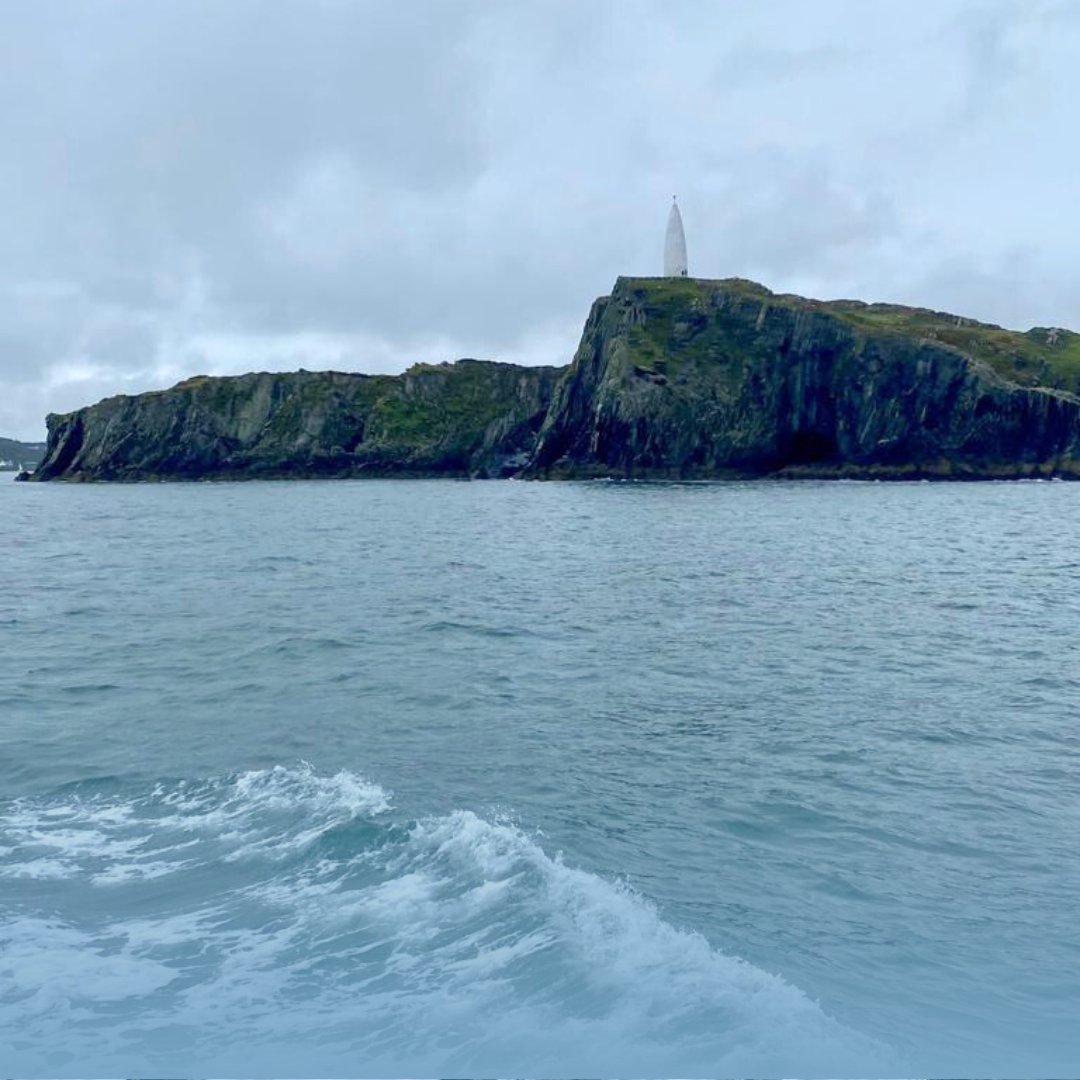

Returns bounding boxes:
[29,277,1080,481]
[32,361,561,481]
[525,277,1080,479]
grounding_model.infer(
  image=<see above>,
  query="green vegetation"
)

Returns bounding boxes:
[366,362,523,451]
[614,276,1080,394]
[823,302,1080,390]
[617,275,771,304]
[616,277,769,383]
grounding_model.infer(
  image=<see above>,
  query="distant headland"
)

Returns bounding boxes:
[25,274,1080,482]
[1,437,46,474]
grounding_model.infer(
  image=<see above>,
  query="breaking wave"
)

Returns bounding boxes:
[0,765,892,1076]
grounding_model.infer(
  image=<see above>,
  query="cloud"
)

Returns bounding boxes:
[1,0,1079,437]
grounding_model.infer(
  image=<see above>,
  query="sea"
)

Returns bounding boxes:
[1,476,1078,1079]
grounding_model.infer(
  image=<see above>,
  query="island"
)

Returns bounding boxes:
[25,276,1080,482]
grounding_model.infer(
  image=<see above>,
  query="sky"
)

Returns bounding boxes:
[2,0,1080,439]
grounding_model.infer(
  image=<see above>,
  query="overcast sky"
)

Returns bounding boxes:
[2,0,1079,438]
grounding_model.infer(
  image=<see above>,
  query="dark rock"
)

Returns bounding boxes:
[30,362,562,482]
[28,277,1080,482]
[523,277,1080,480]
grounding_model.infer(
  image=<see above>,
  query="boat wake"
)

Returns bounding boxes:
[0,764,894,1076]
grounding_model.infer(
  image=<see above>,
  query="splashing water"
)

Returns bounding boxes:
[0,766,890,1077]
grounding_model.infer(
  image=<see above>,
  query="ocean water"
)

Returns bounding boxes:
[1,476,1078,1078]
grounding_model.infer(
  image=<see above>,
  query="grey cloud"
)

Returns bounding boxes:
[2,0,1080,438]
[714,44,851,96]
[953,1,1028,118]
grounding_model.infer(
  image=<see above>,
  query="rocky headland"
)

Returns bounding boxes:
[1,437,46,473]
[27,277,1080,482]
[30,361,562,481]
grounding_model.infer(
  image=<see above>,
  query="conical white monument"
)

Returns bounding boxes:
[664,197,688,277]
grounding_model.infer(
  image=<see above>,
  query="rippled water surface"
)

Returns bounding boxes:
[2,477,1078,1077]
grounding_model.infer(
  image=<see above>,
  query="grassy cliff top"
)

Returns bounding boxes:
[614,276,1080,391]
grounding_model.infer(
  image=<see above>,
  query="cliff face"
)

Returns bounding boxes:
[29,277,1080,482]
[524,277,1080,479]
[33,361,562,481]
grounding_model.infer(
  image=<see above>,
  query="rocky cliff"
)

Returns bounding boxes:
[28,277,1080,482]
[525,277,1080,479]
[32,361,562,481]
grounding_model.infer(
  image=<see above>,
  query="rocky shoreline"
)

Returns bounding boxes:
[27,277,1080,482]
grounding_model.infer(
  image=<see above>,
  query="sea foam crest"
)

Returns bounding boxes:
[373,809,893,1076]
[0,764,390,884]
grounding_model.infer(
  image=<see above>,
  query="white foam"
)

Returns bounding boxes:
[396,810,895,1075]
[1,856,75,880]
[0,764,391,884]
[0,772,896,1076]
[0,917,177,1005]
